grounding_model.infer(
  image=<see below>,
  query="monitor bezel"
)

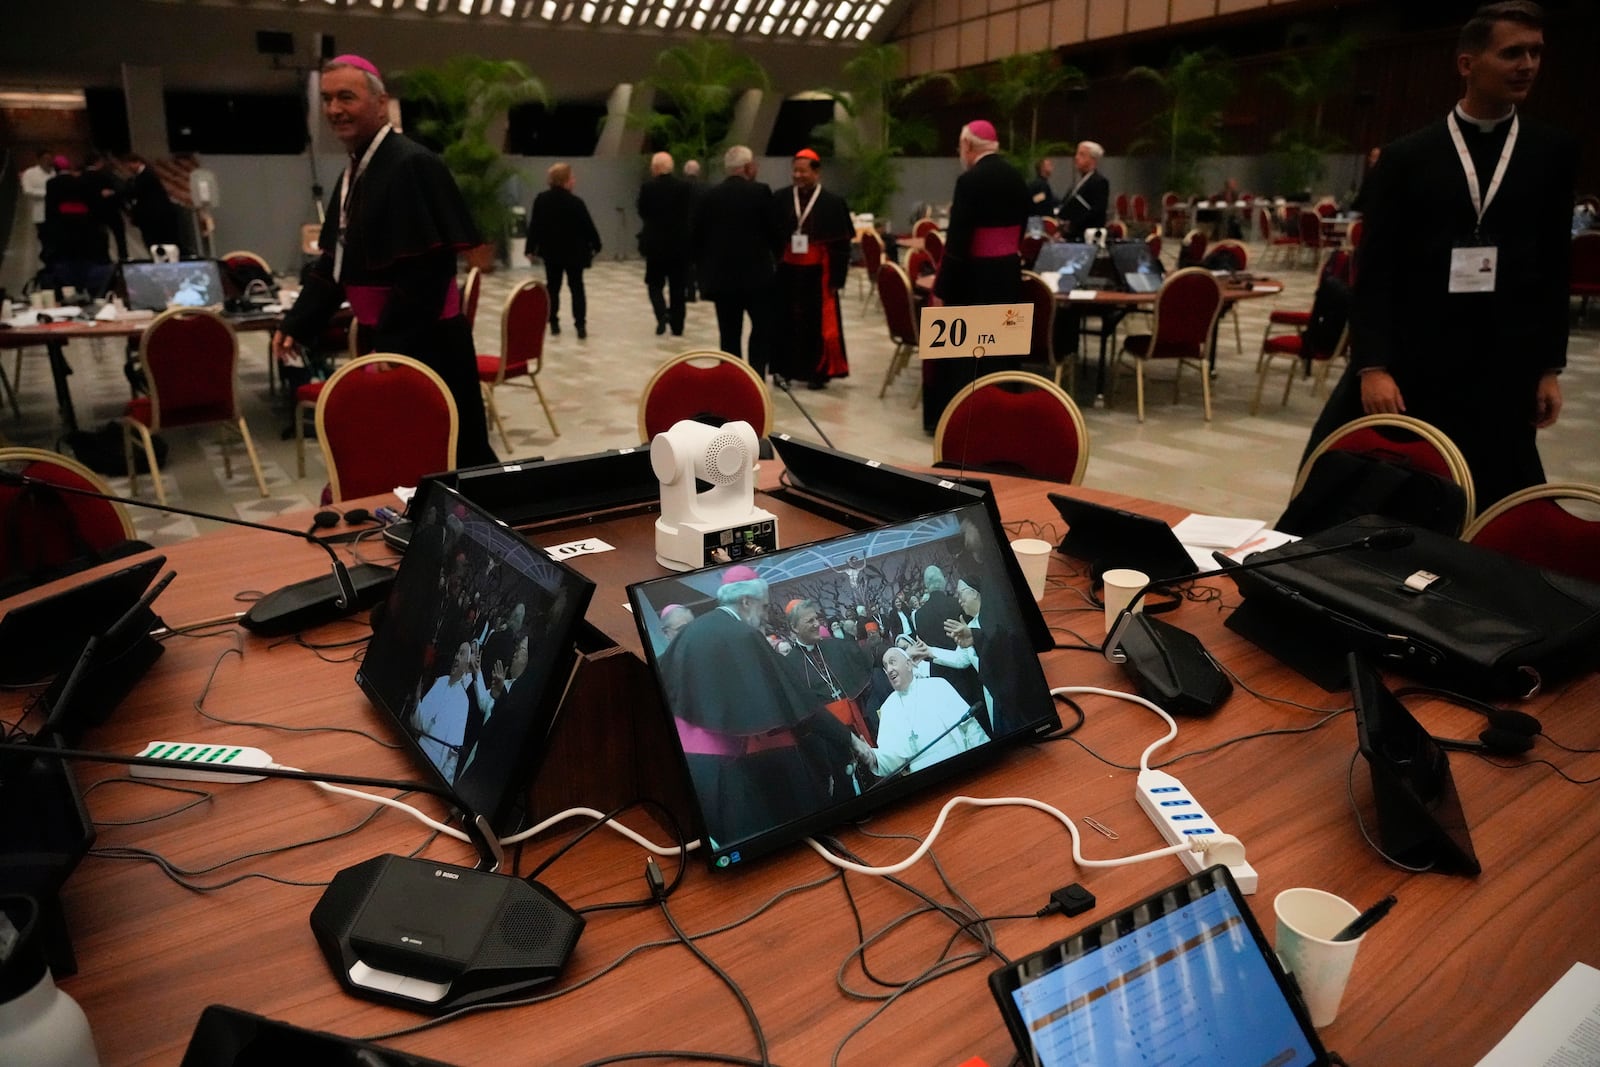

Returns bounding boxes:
[628,501,1061,871]
[356,482,595,836]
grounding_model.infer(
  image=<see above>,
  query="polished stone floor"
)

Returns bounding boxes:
[4,246,1595,546]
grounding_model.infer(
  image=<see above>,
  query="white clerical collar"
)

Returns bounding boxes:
[1454,103,1515,134]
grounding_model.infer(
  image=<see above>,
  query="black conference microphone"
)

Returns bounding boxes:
[0,469,392,634]
[1101,526,1415,663]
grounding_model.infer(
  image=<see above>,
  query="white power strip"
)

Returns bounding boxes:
[1136,768,1258,893]
[132,741,273,783]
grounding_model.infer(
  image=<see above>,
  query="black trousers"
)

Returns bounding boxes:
[644,255,689,334]
[712,290,774,378]
[543,260,587,329]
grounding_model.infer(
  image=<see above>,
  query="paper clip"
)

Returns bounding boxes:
[1083,817,1119,840]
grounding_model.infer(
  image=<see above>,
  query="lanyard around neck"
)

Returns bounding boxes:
[792,183,821,234]
[1446,110,1517,231]
[335,124,392,281]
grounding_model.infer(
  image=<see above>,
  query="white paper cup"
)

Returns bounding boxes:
[1101,567,1149,633]
[1274,887,1363,1027]
[30,291,56,309]
[1009,538,1052,601]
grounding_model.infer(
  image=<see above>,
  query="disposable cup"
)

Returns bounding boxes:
[1274,887,1364,1027]
[1009,538,1052,601]
[1101,568,1149,633]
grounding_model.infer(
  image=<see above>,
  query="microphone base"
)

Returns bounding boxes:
[241,563,396,635]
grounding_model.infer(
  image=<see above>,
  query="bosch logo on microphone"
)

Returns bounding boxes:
[434,869,460,880]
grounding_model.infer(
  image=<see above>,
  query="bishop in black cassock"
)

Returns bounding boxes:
[772,149,853,389]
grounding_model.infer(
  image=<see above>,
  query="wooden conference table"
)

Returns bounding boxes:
[7,471,1598,1066]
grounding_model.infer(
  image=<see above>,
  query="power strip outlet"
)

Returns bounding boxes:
[1136,768,1258,893]
[132,741,273,783]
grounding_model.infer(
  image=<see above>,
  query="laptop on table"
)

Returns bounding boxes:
[1110,241,1166,294]
[121,260,226,311]
[1049,492,1198,585]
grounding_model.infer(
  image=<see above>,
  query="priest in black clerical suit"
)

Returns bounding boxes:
[1304,4,1575,509]
[658,568,853,848]
[927,120,1031,434]
[275,55,495,467]
[1055,141,1109,239]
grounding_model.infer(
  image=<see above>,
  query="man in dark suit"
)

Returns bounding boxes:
[1304,0,1575,509]
[525,162,603,339]
[122,153,185,254]
[927,120,1031,433]
[1056,140,1109,238]
[1026,158,1058,216]
[691,145,777,378]
[637,151,692,337]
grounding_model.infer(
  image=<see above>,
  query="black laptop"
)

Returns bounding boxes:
[1110,241,1166,294]
[1049,491,1198,583]
[122,260,226,311]
[1032,241,1097,289]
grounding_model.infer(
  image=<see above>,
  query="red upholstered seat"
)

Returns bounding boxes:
[1291,415,1476,535]
[1465,486,1600,584]
[933,371,1089,484]
[121,308,267,505]
[1020,271,1068,390]
[876,262,919,399]
[0,448,136,585]
[1111,268,1224,422]
[477,279,558,449]
[316,354,459,503]
[1269,309,1311,327]
[637,351,772,441]
[1328,425,1455,480]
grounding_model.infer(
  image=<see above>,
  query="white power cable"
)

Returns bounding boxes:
[1052,684,1180,772]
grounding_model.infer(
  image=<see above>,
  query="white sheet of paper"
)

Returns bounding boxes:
[1475,962,1600,1067]
[1067,289,1098,301]
[1450,246,1498,293]
[1172,514,1267,549]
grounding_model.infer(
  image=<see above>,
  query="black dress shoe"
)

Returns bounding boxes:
[576,325,587,340]
[550,321,561,336]
[655,320,667,335]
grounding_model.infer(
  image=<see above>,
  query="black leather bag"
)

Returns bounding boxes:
[1225,515,1600,699]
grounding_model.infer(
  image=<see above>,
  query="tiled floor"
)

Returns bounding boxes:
[4,247,1596,546]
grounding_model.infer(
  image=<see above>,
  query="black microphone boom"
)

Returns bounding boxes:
[0,469,392,634]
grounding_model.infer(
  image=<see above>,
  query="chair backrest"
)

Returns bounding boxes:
[932,371,1090,484]
[1347,217,1364,253]
[1571,231,1600,285]
[1105,220,1128,240]
[1131,194,1148,221]
[1295,414,1476,520]
[1161,192,1179,210]
[860,229,884,276]
[137,308,240,429]
[1298,210,1325,248]
[913,218,940,239]
[1019,271,1055,363]
[1177,228,1208,268]
[1145,232,1162,259]
[1257,206,1275,242]
[1207,238,1249,271]
[1114,193,1129,220]
[637,350,773,442]
[923,230,945,266]
[1463,483,1600,584]
[220,250,272,277]
[461,267,483,331]
[493,279,550,384]
[1040,215,1060,237]
[316,353,459,503]
[1018,234,1043,269]
[1314,200,1337,218]
[906,248,934,280]
[0,447,135,584]
[877,262,919,346]
[1148,268,1225,354]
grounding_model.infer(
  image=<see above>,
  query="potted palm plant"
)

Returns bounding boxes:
[391,56,548,270]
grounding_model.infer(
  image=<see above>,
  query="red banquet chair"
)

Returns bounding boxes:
[294,317,375,478]
[460,266,483,333]
[1207,238,1250,353]
[0,447,138,588]
[932,371,1089,484]
[876,262,920,401]
[316,354,458,504]
[1297,210,1327,267]
[637,350,773,442]
[1020,270,1069,390]
[1105,220,1128,241]
[477,278,560,451]
[1041,215,1060,238]
[122,307,268,506]
[1258,205,1300,267]
[1114,193,1129,221]
[858,229,885,307]
[1571,231,1600,318]
[1292,414,1476,533]
[1177,228,1208,268]
[923,229,945,267]
[912,217,940,240]
[1464,483,1600,584]
[1111,267,1224,422]
[1131,194,1149,223]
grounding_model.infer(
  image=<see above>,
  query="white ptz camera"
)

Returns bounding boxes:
[651,420,778,572]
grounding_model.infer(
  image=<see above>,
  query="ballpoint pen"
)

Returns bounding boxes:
[1331,894,1397,941]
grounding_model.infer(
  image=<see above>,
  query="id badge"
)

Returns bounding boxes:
[1449,246,1497,293]
[790,232,809,255]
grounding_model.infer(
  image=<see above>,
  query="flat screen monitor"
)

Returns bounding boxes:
[1110,241,1165,293]
[769,434,1052,653]
[989,865,1329,1067]
[357,482,595,834]
[1032,241,1097,288]
[1048,492,1198,583]
[182,1005,458,1066]
[1348,653,1481,875]
[628,502,1060,869]
[0,554,166,685]
[412,447,655,530]
[122,260,226,311]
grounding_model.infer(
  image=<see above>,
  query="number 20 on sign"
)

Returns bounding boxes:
[918,302,1034,360]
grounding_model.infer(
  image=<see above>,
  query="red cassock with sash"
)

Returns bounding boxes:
[773,184,854,384]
